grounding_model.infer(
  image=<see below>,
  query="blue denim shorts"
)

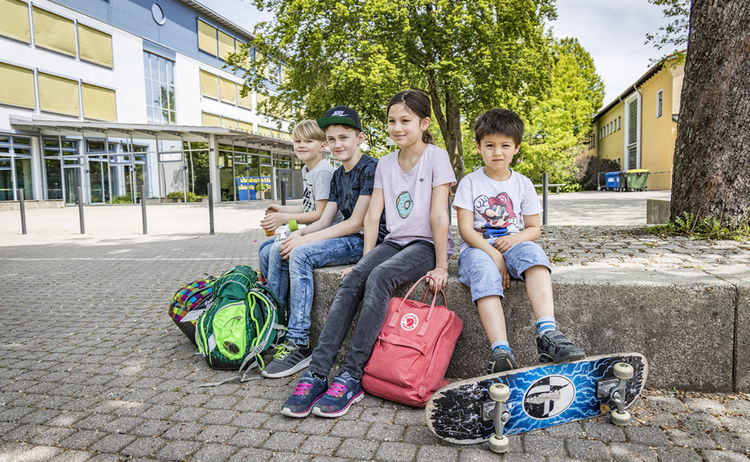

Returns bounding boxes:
[458,241,552,302]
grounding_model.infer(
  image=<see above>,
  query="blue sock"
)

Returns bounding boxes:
[536,316,557,337]
[491,340,511,352]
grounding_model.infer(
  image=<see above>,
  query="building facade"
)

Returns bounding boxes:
[0,0,297,205]
[583,57,684,191]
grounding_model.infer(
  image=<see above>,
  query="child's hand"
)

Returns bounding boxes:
[260,212,284,231]
[491,251,511,289]
[492,235,519,254]
[425,267,448,293]
[278,231,304,259]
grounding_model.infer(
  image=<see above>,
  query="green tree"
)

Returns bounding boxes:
[227,0,556,181]
[645,0,690,61]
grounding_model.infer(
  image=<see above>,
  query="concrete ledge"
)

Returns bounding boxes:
[311,262,746,392]
[647,198,671,224]
[0,200,64,211]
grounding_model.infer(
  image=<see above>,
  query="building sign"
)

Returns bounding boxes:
[236,176,271,200]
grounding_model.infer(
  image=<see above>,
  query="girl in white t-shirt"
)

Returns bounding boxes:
[281,89,456,418]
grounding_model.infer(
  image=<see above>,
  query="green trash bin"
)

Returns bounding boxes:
[625,169,649,190]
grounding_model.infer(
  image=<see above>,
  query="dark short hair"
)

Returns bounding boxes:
[474,108,524,145]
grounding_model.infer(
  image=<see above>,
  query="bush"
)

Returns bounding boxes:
[166,191,202,202]
[112,195,131,204]
[575,156,621,190]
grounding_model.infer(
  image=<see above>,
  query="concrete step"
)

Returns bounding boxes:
[310,261,749,393]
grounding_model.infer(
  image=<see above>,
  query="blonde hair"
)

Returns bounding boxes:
[293,119,326,142]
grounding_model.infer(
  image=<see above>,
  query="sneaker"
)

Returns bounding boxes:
[261,339,313,378]
[280,371,328,418]
[311,371,364,418]
[487,348,518,374]
[536,329,586,363]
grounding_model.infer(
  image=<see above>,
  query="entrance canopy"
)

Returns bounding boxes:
[9,116,294,155]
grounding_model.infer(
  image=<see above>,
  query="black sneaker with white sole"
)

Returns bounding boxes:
[261,339,313,378]
[487,348,518,374]
[536,329,586,363]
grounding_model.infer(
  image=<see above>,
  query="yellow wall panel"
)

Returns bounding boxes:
[218,30,234,60]
[38,72,79,116]
[238,89,253,110]
[256,92,268,114]
[0,0,30,43]
[239,120,253,132]
[219,78,236,104]
[33,7,75,56]
[221,117,237,129]
[82,83,116,121]
[640,69,677,190]
[197,19,217,56]
[0,61,35,109]
[201,111,220,126]
[78,24,113,68]
[199,70,219,99]
[258,126,272,136]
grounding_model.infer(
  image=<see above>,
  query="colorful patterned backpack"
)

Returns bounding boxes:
[169,276,216,345]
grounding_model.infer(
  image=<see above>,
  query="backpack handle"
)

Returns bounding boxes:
[387,276,447,336]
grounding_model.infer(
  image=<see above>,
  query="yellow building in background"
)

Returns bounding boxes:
[583,56,684,190]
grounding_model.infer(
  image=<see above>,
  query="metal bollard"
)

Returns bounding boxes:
[78,186,85,234]
[208,182,215,235]
[542,172,548,226]
[280,181,287,206]
[141,184,148,235]
[17,189,26,235]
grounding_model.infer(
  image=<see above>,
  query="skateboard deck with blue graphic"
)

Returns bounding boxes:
[425,353,647,445]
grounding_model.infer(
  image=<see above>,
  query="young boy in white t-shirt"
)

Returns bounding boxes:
[453,108,585,374]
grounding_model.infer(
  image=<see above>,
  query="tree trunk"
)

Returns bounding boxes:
[670,0,750,227]
[427,78,465,183]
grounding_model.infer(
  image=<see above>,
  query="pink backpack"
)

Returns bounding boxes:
[362,276,463,407]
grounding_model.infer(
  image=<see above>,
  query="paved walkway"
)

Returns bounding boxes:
[1,192,748,461]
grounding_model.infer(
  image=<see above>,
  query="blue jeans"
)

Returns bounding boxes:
[258,238,289,304]
[308,240,436,380]
[458,241,551,303]
[287,235,364,344]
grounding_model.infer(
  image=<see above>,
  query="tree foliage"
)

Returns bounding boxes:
[228,0,557,181]
[645,0,690,61]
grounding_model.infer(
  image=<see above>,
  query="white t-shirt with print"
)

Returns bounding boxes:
[302,159,343,224]
[452,168,543,253]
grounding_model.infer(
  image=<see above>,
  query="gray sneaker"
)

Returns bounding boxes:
[536,330,586,363]
[487,348,518,374]
[261,339,313,378]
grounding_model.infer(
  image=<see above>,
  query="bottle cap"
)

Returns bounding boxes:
[289,219,298,232]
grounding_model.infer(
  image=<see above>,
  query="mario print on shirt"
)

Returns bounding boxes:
[474,193,520,228]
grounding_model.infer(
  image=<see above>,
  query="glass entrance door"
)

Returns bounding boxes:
[64,166,81,204]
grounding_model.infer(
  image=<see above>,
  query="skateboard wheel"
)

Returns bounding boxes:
[489,383,510,402]
[489,434,510,453]
[613,363,634,380]
[610,409,631,426]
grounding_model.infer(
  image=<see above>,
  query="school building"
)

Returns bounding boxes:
[583,55,685,191]
[0,0,306,206]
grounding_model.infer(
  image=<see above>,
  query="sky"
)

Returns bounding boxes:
[201,0,672,109]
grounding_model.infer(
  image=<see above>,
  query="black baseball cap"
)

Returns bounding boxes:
[317,105,362,131]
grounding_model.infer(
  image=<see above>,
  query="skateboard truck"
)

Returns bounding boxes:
[488,383,511,453]
[596,362,634,426]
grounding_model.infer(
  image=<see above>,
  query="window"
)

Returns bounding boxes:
[201,111,220,126]
[0,135,32,201]
[221,116,237,129]
[256,92,268,115]
[33,7,76,56]
[82,83,116,121]
[199,70,219,99]
[618,116,621,130]
[197,19,217,56]
[239,120,253,132]
[219,77,236,104]
[0,0,30,43]
[0,61,35,109]
[218,30,234,60]
[656,89,663,118]
[143,51,175,124]
[78,23,113,68]
[238,88,253,110]
[38,72,79,116]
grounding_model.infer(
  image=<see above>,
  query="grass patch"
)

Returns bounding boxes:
[646,212,750,241]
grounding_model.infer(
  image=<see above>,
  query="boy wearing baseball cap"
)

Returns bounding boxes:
[262,106,387,379]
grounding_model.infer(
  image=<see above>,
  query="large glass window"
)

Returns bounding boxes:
[43,136,79,203]
[0,135,33,201]
[143,51,175,124]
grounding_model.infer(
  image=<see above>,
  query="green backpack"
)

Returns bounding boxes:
[195,265,285,384]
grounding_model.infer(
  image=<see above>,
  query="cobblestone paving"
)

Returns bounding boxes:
[1,229,748,461]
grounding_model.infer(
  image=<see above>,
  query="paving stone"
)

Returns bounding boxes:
[417,445,460,462]
[295,417,336,435]
[268,452,311,462]
[88,433,136,453]
[712,431,750,453]
[41,448,93,462]
[583,420,627,442]
[154,440,201,460]
[59,430,106,450]
[458,447,506,462]
[608,442,658,462]
[625,426,671,446]
[721,415,750,433]
[335,438,380,459]
[128,419,172,438]
[195,424,238,443]
[522,432,566,456]
[330,420,371,438]
[232,411,271,427]
[665,428,718,449]
[262,431,306,452]
[191,443,238,462]
[403,424,438,445]
[702,450,750,462]
[228,448,274,462]
[230,428,271,448]
[655,447,702,462]
[374,441,417,462]
[18,409,60,425]
[545,421,584,437]
[298,435,342,456]
[360,406,397,423]
[120,436,166,458]
[566,438,611,460]
[161,422,204,441]
[367,423,406,441]
[235,397,271,412]
[29,426,77,446]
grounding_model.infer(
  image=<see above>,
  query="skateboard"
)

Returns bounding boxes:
[425,353,647,453]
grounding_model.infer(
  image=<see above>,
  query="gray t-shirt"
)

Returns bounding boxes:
[373,144,456,254]
[302,159,342,224]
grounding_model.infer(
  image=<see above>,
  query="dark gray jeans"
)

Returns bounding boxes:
[308,239,436,380]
